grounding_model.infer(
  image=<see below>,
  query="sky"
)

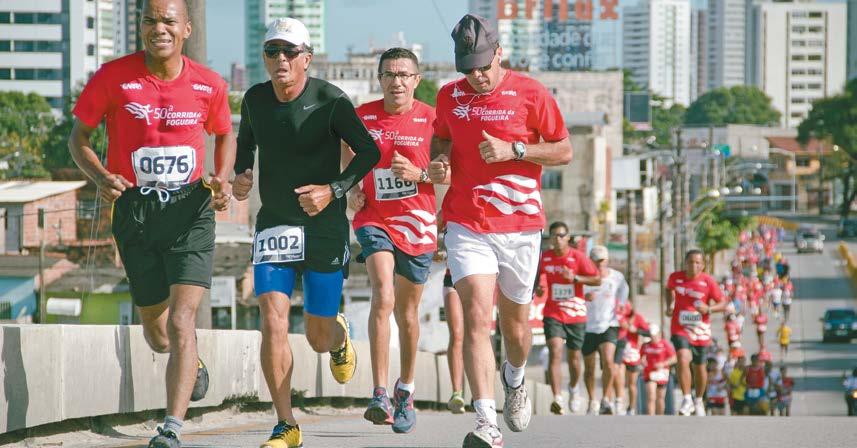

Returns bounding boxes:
[207,0,466,76]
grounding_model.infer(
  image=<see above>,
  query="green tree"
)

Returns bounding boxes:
[0,91,55,179]
[685,86,781,126]
[414,78,439,106]
[694,196,756,270]
[228,92,244,114]
[43,85,107,173]
[797,79,857,219]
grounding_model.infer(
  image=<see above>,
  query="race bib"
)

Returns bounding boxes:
[551,284,575,301]
[679,310,703,327]
[373,168,417,200]
[132,146,195,189]
[623,347,641,364]
[650,369,669,383]
[253,225,305,264]
[758,324,767,333]
[747,388,762,399]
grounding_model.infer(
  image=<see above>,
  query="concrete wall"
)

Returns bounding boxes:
[0,324,554,434]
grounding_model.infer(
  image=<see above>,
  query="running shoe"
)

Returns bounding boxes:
[190,358,209,402]
[614,399,626,416]
[329,314,356,384]
[148,427,180,448]
[462,418,504,448]
[678,396,694,416]
[550,400,565,415]
[568,390,582,414]
[500,361,531,432]
[260,421,303,448]
[587,400,599,415]
[392,381,416,434]
[363,387,394,425]
[448,391,466,414]
[694,397,706,417]
[599,398,614,415]
[627,407,637,416]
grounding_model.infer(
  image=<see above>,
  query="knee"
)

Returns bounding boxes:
[306,330,332,353]
[261,312,289,340]
[166,311,196,341]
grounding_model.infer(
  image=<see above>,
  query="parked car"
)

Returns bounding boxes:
[796,230,824,253]
[821,308,857,342]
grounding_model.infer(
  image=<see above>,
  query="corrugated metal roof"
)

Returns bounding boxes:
[0,181,87,203]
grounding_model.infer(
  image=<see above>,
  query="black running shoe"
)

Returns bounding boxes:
[148,427,181,448]
[190,358,209,402]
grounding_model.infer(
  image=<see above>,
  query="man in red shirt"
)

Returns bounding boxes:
[68,1,235,446]
[428,14,572,448]
[345,47,436,433]
[616,302,650,415]
[666,249,729,417]
[534,222,600,415]
[640,324,676,415]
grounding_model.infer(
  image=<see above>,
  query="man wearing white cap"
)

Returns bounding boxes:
[232,17,380,448]
[582,245,629,415]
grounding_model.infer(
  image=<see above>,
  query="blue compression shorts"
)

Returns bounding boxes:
[254,263,344,317]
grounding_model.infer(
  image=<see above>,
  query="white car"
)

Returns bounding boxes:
[796,231,824,253]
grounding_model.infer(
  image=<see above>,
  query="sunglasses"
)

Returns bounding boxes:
[264,45,303,59]
[459,61,493,75]
[550,233,568,239]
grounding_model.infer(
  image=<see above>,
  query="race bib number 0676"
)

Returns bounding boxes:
[132,145,195,189]
[253,225,305,264]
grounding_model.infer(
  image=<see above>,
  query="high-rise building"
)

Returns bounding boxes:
[690,8,707,101]
[747,1,847,128]
[623,0,692,106]
[705,0,747,91]
[245,0,325,86]
[230,63,247,91]
[114,0,141,56]
[0,1,115,110]
[849,0,857,80]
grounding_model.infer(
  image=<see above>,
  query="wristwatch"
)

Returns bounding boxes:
[330,183,345,199]
[419,169,430,183]
[512,141,527,160]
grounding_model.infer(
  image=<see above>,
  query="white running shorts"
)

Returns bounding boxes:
[445,221,541,304]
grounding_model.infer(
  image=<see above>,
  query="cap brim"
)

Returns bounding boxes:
[455,51,495,72]
[264,35,306,46]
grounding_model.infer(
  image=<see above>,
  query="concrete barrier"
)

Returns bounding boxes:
[0,324,538,435]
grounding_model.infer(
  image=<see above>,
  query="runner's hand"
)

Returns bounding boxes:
[535,286,544,297]
[695,301,710,314]
[232,169,253,200]
[295,184,333,217]
[97,173,133,202]
[561,266,575,282]
[390,150,422,182]
[348,189,366,212]
[208,173,232,212]
[429,154,451,184]
[479,130,515,163]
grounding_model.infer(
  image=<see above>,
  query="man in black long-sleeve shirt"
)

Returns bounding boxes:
[232,18,380,448]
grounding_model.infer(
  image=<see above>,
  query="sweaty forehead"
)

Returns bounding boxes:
[142,0,188,20]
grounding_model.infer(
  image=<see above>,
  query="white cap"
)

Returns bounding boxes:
[649,324,661,336]
[264,18,311,47]
[590,245,609,261]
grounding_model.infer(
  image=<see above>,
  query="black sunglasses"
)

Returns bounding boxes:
[264,45,303,59]
[459,61,493,75]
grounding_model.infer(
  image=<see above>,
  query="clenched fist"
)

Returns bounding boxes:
[429,154,451,184]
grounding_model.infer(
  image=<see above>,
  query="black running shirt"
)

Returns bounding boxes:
[235,77,380,238]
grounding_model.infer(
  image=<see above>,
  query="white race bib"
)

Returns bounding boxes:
[747,388,762,399]
[373,168,417,200]
[650,369,669,383]
[551,283,575,301]
[132,146,195,189]
[253,225,305,264]
[679,310,703,327]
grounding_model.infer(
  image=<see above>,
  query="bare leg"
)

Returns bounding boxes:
[656,386,667,415]
[599,343,616,401]
[676,349,693,395]
[164,284,204,420]
[393,274,424,384]
[455,274,497,401]
[627,370,640,413]
[692,363,708,398]
[567,349,582,391]
[497,290,531,372]
[547,338,565,396]
[645,382,657,415]
[259,291,296,424]
[444,288,465,393]
[584,353,597,402]
[366,252,396,388]
[137,301,170,354]
[304,313,345,353]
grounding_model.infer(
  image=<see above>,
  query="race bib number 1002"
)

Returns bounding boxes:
[374,168,417,201]
[253,225,305,265]
[132,146,195,189]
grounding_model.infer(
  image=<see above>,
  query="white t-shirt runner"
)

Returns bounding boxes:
[583,268,629,334]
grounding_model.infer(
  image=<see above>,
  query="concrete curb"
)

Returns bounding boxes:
[0,325,542,435]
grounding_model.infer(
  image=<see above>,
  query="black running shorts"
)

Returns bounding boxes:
[112,181,215,307]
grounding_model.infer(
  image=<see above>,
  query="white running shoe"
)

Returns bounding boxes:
[568,390,582,414]
[500,361,531,432]
[694,398,706,417]
[614,399,626,416]
[463,418,504,448]
[678,396,694,416]
[587,400,600,415]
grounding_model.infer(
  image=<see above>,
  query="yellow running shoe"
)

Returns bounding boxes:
[260,421,302,448]
[329,313,356,384]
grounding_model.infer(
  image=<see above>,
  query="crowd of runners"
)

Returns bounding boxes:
[67,1,801,447]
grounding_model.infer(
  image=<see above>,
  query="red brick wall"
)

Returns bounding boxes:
[21,191,78,248]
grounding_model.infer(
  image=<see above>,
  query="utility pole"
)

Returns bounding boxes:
[183,0,206,64]
[818,141,824,216]
[38,208,46,324]
[657,171,667,332]
[627,190,636,306]
[673,128,684,267]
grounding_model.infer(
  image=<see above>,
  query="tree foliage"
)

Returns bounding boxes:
[685,86,781,126]
[798,79,857,218]
[228,92,244,114]
[0,91,55,179]
[414,78,439,106]
[43,85,108,173]
[694,198,756,268]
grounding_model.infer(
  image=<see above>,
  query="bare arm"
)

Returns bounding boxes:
[430,136,452,160]
[665,289,676,316]
[68,119,132,202]
[208,131,238,211]
[478,132,573,166]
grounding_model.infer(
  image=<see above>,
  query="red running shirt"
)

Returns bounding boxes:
[73,52,232,187]
[352,100,437,255]
[539,248,599,324]
[667,271,724,346]
[434,70,568,233]
[641,339,676,385]
[725,319,741,344]
[622,313,650,367]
